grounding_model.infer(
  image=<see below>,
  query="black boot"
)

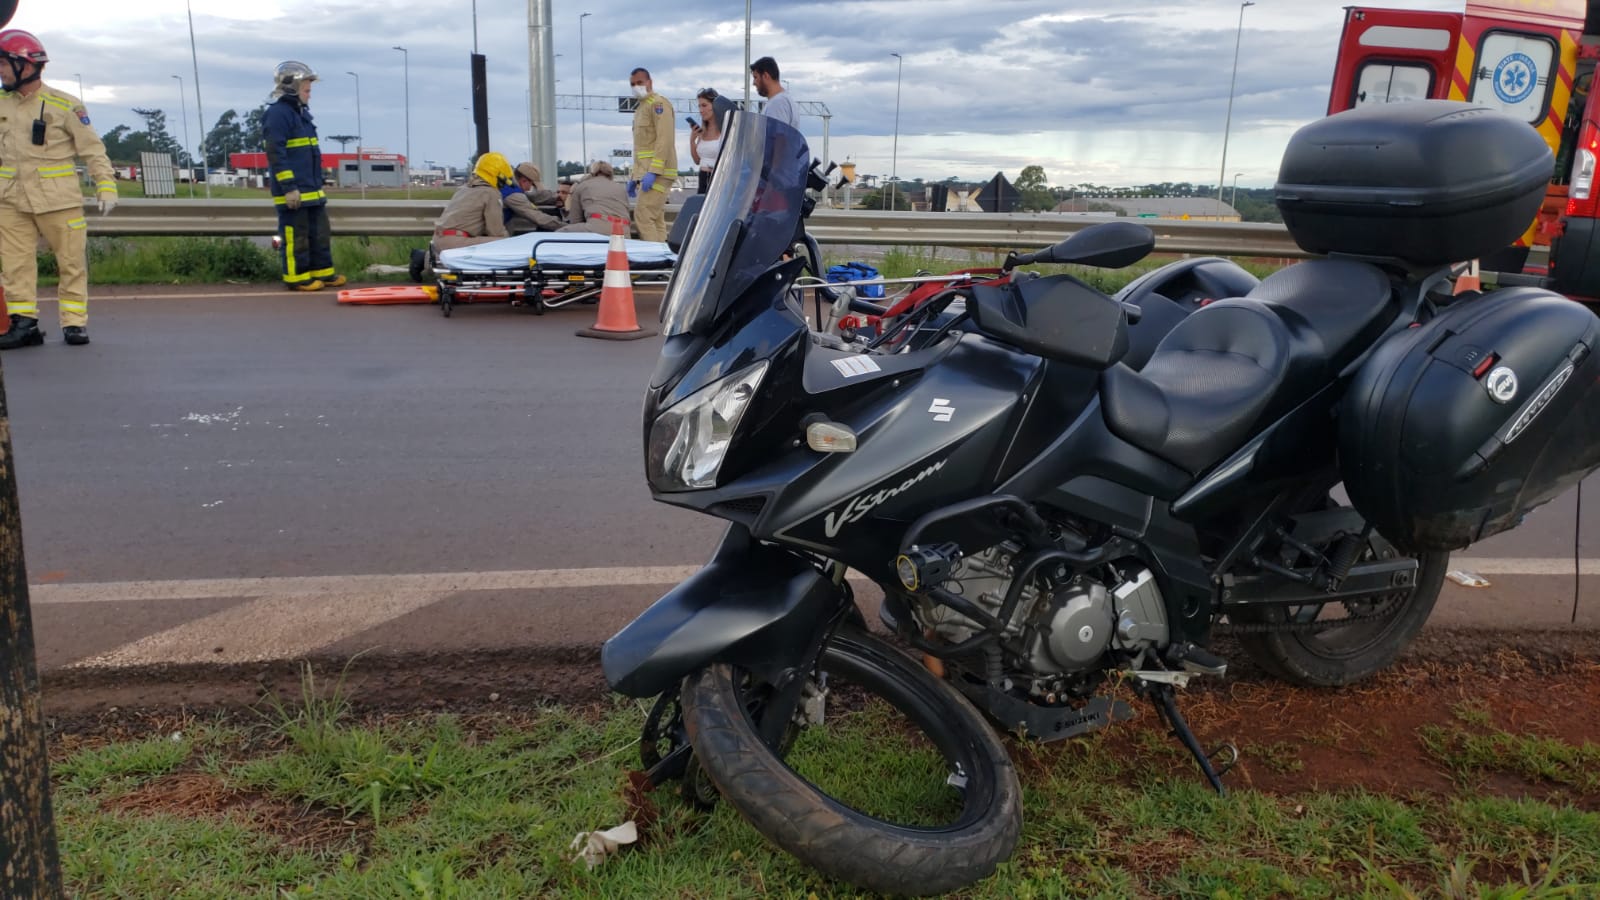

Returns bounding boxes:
[63,326,90,346]
[0,315,44,349]
[409,249,427,283]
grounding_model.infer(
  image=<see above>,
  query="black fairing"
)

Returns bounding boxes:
[601,524,843,697]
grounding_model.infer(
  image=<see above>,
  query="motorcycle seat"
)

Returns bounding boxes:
[1245,259,1395,375]
[1100,299,1290,474]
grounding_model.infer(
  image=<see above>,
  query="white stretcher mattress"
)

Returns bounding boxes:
[437,232,677,273]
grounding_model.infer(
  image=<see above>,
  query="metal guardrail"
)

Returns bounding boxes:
[84,198,1312,259]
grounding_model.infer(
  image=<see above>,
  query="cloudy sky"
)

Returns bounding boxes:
[43,0,1463,187]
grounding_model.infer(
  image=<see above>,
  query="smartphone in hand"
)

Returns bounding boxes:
[685,116,699,131]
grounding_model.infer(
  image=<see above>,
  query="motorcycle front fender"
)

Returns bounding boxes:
[601,524,844,698]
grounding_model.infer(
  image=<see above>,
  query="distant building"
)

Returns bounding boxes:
[1055,196,1240,222]
[228,150,410,188]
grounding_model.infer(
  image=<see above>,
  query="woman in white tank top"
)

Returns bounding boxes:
[689,88,726,195]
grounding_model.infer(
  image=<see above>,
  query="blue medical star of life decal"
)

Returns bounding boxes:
[1493,52,1538,105]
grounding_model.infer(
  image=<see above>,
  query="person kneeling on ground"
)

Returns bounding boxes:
[504,161,564,233]
[411,152,516,279]
[559,160,633,235]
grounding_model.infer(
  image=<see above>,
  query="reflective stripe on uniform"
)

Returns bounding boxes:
[39,165,76,178]
[285,137,318,148]
[310,267,335,278]
[41,94,72,111]
[273,190,325,205]
[94,181,115,191]
[66,217,86,231]
[7,298,38,316]
[58,300,87,313]
[281,225,305,282]
[0,167,15,179]
[275,170,294,182]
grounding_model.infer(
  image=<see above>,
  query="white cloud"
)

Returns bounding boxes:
[41,0,1463,186]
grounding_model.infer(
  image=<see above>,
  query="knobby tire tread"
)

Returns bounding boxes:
[681,626,1022,897]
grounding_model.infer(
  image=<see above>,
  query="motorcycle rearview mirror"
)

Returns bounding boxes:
[1004,221,1157,271]
[667,194,706,254]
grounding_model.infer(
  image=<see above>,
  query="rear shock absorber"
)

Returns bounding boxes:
[1324,524,1373,588]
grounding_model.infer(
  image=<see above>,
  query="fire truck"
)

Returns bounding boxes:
[1328,1,1600,298]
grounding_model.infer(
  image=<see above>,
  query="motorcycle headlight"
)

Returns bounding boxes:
[647,361,768,491]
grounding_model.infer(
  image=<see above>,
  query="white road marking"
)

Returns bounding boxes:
[27,557,1591,607]
[70,591,444,668]
[38,560,1594,670]
[32,566,705,605]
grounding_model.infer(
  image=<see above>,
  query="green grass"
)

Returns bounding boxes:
[38,235,430,287]
[47,666,1600,899]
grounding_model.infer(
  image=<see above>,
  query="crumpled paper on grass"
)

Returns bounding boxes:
[569,821,638,870]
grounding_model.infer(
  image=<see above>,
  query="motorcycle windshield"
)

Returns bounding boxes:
[660,112,811,337]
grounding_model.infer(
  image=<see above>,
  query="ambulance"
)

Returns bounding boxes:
[1328,1,1600,298]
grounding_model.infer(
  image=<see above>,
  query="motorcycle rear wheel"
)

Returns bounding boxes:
[681,624,1022,897]
[1233,549,1447,687]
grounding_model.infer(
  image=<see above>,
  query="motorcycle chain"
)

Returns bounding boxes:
[1213,594,1405,636]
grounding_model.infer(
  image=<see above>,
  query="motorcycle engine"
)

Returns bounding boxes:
[915,543,1170,677]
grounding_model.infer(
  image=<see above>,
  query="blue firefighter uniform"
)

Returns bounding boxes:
[262,65,340,290]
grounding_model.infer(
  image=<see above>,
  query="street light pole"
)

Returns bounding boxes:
[346,71,365,200]
[186,0,211,197]
[393,45,411,199]
[171,75,195,198]
[72,73,83,99]
[888,52,902,211]
[744,0,753,107]
[1217,0,1255,203]
[579,11,591,165]
[1231,173,1242,211]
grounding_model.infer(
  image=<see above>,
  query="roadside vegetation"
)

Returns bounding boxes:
[49,657,1600,898]
[46,236,428,287]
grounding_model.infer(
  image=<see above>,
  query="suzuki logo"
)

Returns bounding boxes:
[928,398,955,422]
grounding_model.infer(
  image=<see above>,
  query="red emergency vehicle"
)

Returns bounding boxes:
[1328,1,1600,297]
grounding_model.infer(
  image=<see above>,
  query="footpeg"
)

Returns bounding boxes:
[1165,642,1228,677]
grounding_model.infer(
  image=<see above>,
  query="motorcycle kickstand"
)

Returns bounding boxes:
[1147,683,1237,796]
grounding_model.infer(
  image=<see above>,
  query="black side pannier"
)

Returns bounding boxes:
[1275,101,1553,267]
[1340,288,1600,552]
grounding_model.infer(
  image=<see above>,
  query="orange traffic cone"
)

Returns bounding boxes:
[1454,258,1482,295]
[576,218,657,341]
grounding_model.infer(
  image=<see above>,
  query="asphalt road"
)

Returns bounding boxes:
[7,288,1597,688]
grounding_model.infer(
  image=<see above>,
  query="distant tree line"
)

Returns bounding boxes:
[101,106,270,171]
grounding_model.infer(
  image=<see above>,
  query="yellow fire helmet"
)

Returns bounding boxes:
[473,152,514,189]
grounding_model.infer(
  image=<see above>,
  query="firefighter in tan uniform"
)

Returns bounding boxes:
[627,67,676,242]
[0,30,115,348]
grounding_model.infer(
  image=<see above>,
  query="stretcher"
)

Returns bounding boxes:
[432,232,676,317]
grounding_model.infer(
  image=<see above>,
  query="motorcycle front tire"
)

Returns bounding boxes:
[681,624,1022,897]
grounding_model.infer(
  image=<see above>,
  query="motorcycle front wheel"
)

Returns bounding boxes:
[681,624,1022,897]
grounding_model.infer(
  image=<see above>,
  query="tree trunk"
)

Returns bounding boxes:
[0,358,62,899]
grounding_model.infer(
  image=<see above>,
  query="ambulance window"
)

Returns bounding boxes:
[1470,31,1556,124]
[1358,26,1451,52]
[1353,62,1434,106]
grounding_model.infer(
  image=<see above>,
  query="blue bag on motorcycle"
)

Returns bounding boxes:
[826,262,885,298]
[1339,288,1600,552]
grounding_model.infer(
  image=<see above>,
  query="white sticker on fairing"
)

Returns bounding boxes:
[830,356,881,378]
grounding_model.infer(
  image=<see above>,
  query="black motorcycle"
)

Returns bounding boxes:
[602,102,1600,895]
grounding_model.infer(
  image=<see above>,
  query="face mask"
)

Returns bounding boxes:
[632,84,649,99]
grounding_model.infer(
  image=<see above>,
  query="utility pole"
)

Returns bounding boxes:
[0,363,63,899]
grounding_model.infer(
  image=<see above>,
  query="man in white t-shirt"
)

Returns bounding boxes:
[750,56,800,131]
